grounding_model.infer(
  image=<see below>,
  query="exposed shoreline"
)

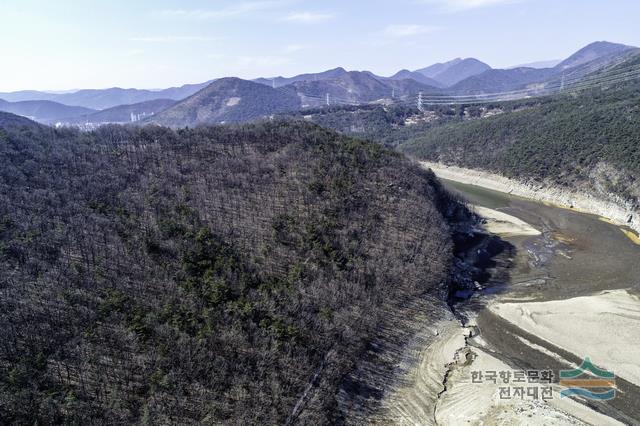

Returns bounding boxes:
[380,166,639,423]
[395,169,637,424]
[420,161,640,236]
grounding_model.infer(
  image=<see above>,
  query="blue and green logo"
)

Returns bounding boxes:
[559,358,616,400]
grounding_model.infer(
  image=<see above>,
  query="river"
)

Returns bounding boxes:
[433,179,640,425]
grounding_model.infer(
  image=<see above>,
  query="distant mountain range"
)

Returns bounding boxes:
[66,99,177,125]
[0,98,179,126]
[0,81,212,110]
[449,41,638,94]
[146,72,442,126]
[1,41,637,127]
[149,41,638,127]
[0,99,95,124]
[290,71,441,108]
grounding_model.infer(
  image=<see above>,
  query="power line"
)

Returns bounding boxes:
[293,64,640,109]
[411,65,640,101]
[404,69,640,105]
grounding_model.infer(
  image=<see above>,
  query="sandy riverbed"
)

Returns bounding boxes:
[490,290,640,388]
[472,205,541,237]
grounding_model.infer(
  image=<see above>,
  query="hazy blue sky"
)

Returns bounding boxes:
[1,0,639,91]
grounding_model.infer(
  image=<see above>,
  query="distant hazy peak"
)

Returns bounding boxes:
[555,41,636,70]
[253,67,349,88]
[508,59,562,69]
[415,58,463,78]
[417,58,492,87]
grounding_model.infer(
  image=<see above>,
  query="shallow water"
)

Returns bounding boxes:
[444,178,640,299]
[442,178,640,424]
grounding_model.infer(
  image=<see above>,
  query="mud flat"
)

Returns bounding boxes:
[421,161,640,235]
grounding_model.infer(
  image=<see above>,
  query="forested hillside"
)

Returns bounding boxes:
[399,55,640,208]
[287,103,467,147]
[0,115,461,424]
[293,54,640,211]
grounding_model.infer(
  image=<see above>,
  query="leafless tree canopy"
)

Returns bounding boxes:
[0,117,459,424]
